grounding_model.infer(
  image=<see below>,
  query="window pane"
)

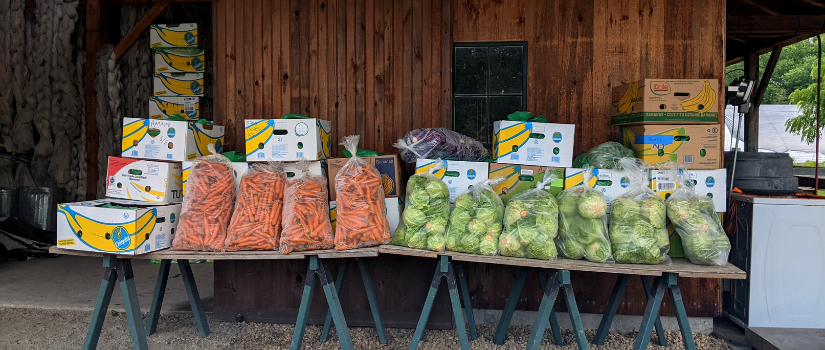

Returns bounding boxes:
[489,46,524,95]
[453,96,486,140]
[488,95,524,124]
[454,47,488,95]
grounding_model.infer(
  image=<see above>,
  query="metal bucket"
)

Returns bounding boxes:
[0,188,18,220]
[18,187,66,238]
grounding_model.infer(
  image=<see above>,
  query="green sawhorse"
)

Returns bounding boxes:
[319,257,387,344]
[595,273,695,350]
[493,267,589,350]
[83,255,147,350]
[145,259,210,337]
[409,256,478,350]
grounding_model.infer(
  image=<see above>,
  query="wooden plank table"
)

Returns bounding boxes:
[48,246,383,350]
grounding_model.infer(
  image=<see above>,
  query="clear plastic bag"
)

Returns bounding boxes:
[174,147,235,252]
[445,177,505,256]
[394,128,490,163]
[392,160,450,251]
[279,159,335,254]
[608,158,671,264]
[584,141,635,169]
[334,135,390,250]
[499,171,559,260]
[225,162,286,251]
[555,166,613,263]
[664,163,731,266]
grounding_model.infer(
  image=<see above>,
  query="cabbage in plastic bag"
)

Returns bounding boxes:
[664,162,730,266]
[394,128,490,163]
[499,171,559,260]
[585,141,635,169]
[555,166,613,263]
[393,160,451,251]
[445,177,505,256]
[608,158,670,264]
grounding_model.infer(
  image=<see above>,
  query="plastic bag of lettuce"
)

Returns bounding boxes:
[445,177,505,256]
[664,163,731,266]
[499,171,559,260]
[555,167,613,263]
[392,160,450,251]
[608,158,670,264]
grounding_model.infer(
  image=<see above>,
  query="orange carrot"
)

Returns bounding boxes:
[279,161,334,254]
[224,162,286,251]
[173,157,236,252]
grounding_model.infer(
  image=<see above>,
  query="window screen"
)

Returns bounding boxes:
[453,43,527,146]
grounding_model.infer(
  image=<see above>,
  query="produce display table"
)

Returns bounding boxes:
[47,246,383,350]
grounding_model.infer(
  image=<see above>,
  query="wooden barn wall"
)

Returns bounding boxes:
[212,0,727,325]
[213,0,451,155]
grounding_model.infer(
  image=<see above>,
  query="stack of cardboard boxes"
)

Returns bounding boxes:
[150,24,207,117]
[610,79,727,257]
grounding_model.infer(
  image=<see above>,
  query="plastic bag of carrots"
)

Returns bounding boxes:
[279,159,335,254]
[173,149,235,251]
[225,162,286,251]
[334,135,390,250]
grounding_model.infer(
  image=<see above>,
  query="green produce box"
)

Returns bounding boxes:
[489,164,564,205]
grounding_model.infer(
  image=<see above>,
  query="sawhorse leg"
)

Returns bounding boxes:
[493,267,561,346]
[291,255,354,350]
[594,274,666,346]
[320,258,387,344]
[82,256,147,350]
[454,262,479,340]
[526,270,588,350]
[145,259,210,337]
[633,273,695,350]
[409,256,471,350]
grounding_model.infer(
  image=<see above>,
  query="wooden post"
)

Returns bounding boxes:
[744,52,760,152]
[113,3,170,60]
[85,0,106,200]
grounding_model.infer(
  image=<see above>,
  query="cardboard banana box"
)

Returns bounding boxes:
[149,96,201,119]
[611,79,719,125]
[149,23,202,48]
[154,48,207,73]
[153,72,206,97]
[492,121,575,167]
[121,117,224,162]
[621,124,721,169]
[106,157,183,203]
[245,118,332,162]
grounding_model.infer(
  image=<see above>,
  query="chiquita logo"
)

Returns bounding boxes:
[112,226,132,250]
[705,176,715,187]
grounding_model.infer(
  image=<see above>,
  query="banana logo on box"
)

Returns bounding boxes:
[245,120,273,158]
[681,80,716,113]
[156,48,205,72]
[415,160,447,180]
[489,165,521,195]
[188,123,222,157]
[151,25,200,47]
[126,181,167,203]
[151,96,199,119]
[57,205,157,252]
[155,73,204,96]
[318,120,331,158]
[623,126,686,161]
[180,164,191,195]
[493,122,532,161]
[564,169,598,189]
[122,119,150,154]
[615,81,640,114]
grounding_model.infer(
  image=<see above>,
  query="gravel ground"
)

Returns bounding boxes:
[0,307,732,349]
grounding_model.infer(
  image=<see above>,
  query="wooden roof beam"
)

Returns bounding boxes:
[728,15,825,34]
[113,3,169,59]
[739,0,780,15]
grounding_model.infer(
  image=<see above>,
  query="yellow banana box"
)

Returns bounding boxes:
[326,155,401,201]
[149,96,201,119]
[492,121,575,167]
[154,47,207,73]
[621,124,721,169]
[610,79,720,125]
[330,197,402,233]
[245,118,332,162]
[649,169,727,212]
[149,23,202,48]
[122,117,225,162]
[181,161,248,196]
[564,168,635,214]
[153,72,206,97]
[106,157,183,203]
[488,164,564,205]
[56,199,181,255]
[415,159,489,203]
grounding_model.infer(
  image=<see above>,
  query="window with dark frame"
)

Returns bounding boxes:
[453,42,527,147]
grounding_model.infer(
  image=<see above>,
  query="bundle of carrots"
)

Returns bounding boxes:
[334,136,390,250]
[173,156,236,251]
[279,161,334,254]
[225,162,286,251]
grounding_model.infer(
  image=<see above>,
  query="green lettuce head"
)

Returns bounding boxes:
[450,209,473,230]
[425,179,449,199]
[427,234,446,252]
[446,235,458,250]
[426,217,448,235]
[458,234,480,253]
[478,235,498,256]
[477,207,498,226]
[407,175,429,192]
[407,231,428,249]
[578,191,607,219]
[408,189,431,209]
[559,195,578,216]
[536,215,558,237]
[526,234,557,260]
[572,218,607,245]
[467,219,487,236]
[454,194,475,211]
[535,195,559,214]
[655,227,670,248]
[640,197,666,228]
[517,225,540,245]
[487,223,503,238]
[499,231,523,257]
[609,223,635,246]
[403,208,429,228]
[610,197,640,224]
[558,239,584,259]
[392,226,407,246]
[586,241,612,263]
